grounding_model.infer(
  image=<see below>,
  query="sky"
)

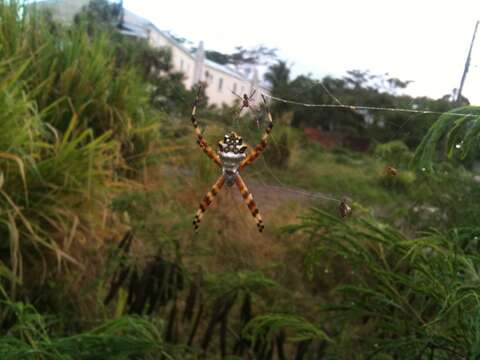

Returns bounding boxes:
[123,0,480,104]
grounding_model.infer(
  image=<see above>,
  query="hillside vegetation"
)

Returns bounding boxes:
[0,1,479,359]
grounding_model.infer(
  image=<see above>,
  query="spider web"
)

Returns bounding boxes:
[262,93,476,118]
[229,84,476,208]
[162,81,474,223]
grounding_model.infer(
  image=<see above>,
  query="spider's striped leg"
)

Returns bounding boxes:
[193,175,225,232]
[231,90,243,100]
[191,87,222,167]
[240,94,274,170]
[235,175,264,233]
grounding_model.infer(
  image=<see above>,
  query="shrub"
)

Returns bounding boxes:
[264,132,290,168]
[378,169,416,192]
[0,1,159,307]
[374,140,413,167]
[285,209,480,358]
[0,301,170,359]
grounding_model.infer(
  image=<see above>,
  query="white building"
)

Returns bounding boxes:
[34,0,267,106]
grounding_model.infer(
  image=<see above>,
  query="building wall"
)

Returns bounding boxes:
[202,66,253,106]
[146,26,267,107]
[171,48,196,89]
[147,27,197,90]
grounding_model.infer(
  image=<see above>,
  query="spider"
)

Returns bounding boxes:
[191,87,273,233]
[232,88,262,126]
[232,88,256,112]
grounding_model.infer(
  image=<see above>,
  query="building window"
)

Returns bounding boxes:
[241,86,245,94]
[218,78,223,92]
[233,83,237,93]
[204,71,211,83]
[180,59,184,70]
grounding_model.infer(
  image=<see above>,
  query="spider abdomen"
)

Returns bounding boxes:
[218,131,247,186]
[220,152,245,186]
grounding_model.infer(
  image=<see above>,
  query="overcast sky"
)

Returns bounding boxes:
[123,0,480,104]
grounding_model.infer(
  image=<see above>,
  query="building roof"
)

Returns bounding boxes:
[119,8,150,38]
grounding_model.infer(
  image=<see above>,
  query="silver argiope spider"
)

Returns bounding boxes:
[232,88,262,126]
[232,88,256,114]
[190,86,274,233]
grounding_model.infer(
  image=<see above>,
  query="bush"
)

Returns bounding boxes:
[264,132,290,168]
[378,169,416,192]
[0,1,161,308]
[285,209,480,358]
[374,140,413,167]
[0,301,169,359]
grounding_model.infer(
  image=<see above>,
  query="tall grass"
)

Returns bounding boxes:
[0,301,169,359]
[0,0,159,309]
[285,208,480,358]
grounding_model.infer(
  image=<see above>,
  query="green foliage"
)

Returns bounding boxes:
[0,55,113,297]
[206,270,278,298]
[264,66,456,147]
[406,164,480,230]
[264,132,290,168]
[74,0,123,31]
[243,314,331,343]
[0,301,169,359]
[378,169,416,192]
[113,35,196,115]
[75,0,196,114]
[0,2,152,147]
[285,208,480,358]
[264,60,292,117]
[205,45,277,66]
[413,106,480,170]
[374,140,413,167]
[0,0,164,305]
[1,2,478,359]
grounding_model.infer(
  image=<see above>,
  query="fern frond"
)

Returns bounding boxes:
[242,314,331,343]
[412,106,480,169]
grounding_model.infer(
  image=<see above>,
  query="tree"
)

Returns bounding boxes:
[74,0,123,32]
[75,0,197,114]
[204,45,277,67]
[263,61,292,117]
[264,60,290,90]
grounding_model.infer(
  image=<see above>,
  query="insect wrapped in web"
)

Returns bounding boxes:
[339,197,352,218]
[385,165,398,176]
[190,86,274,232]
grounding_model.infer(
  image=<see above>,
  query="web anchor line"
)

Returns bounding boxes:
[253,89,476,213]
[261,93,478,118]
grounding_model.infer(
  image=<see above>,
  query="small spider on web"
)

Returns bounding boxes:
[231,88,264,127]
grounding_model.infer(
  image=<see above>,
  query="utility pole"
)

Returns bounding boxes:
[456,20,479,103]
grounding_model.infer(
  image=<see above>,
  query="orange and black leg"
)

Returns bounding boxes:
[193,175,225,231]
[235,175,264,232]
[191,87,222,167]
[240,94,274,170]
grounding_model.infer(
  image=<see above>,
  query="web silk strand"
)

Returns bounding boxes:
[261,93,477,118]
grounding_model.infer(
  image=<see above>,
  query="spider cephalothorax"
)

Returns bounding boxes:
[218,132,247,186]
[190,87,274,233]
